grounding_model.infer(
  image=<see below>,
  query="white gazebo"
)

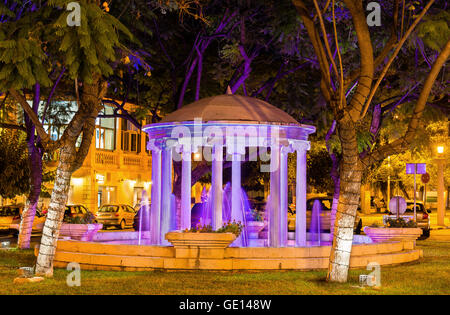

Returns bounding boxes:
[143,93,315,247]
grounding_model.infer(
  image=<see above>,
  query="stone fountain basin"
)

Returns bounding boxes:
[59,223,103,242]
[364,227,423,243]
[246,221,266,239]
[51,237,423,272]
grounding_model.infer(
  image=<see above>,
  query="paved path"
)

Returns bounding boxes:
[428,228,450,241]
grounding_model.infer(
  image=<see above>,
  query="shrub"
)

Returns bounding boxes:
[64,212,96,224]
[184,220,244,237]
[216,220,244,236]
[386,217,417,228]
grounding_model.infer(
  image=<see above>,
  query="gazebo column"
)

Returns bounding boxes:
[180,146,192,230]
[269,145,282,247]
[230,141,246,246]
[293,141,310,247]
[279,145,292,247]
[211,144,223,230]
[231,157,241,221]
[149,146,161,245]
[160,143,174,245]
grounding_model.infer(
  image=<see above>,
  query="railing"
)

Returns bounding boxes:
[123,154,141,166]
[95,151,117,166]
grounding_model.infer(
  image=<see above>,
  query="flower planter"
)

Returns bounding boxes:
[165,231,236,259]
[364,227,422,243]
[59,223,103,242]
[246,221,265,239]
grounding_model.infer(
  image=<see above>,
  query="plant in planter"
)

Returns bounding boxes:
[385,218,417,228]
[246,209,266,239]
[60,213,103,242]
[63,212,96,225]
[166,221,244,259]
[187,224,214,233]
[216,220,244,237]
[184,221,244,237]
[364,218,423,243]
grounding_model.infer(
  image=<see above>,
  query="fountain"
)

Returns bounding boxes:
[309,199,322,246]
[197,187,212,226]
[192,183,250,247]
[222,183,249,247]
[50,93,423,271]
[137,190,150,245]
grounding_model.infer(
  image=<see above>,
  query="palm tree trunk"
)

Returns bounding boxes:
[17,144,42,249]
[34,76,107,277]
[327,118,363,282]
[35,143,75,276]
[329,170,340,237]
[18,84,43,249]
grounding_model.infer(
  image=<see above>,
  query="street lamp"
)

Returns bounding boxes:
[387,156,391,212]
[436,145,446,226]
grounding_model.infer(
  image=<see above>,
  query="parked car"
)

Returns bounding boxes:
[96,204,136,229]
[0,204,24,233]
[385,200,431,237]
[288,197,363,234]
[133,204,151,231]
[0,204,45,234]
[64,205,95,221]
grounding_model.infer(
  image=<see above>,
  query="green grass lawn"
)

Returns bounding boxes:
[0,240,449,295]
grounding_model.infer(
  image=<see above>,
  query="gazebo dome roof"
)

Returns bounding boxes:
[161,94,299,126]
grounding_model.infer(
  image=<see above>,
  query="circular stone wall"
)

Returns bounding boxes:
[51,239,422,271]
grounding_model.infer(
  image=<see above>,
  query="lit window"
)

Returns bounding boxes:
[95,105,116,151]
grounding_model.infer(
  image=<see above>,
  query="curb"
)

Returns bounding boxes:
[430,226,450,230]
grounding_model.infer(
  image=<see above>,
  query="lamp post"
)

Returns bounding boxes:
[436,145,446,226]
[387,156,391,212]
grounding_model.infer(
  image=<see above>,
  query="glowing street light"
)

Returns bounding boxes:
[193,152,201,160]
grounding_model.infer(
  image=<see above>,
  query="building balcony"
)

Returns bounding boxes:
[95,150,118,166]
[93,149,150,171]
[45,146,151,172]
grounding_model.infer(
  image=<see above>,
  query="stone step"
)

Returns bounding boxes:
[56,240,174,258]
[55,239,414,260]
[53,247,422,271]
[225,241,413,259]
[55,250,165,269]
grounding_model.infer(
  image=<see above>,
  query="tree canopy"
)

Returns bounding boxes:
[0,0,448,279]
[0,130,29,199]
